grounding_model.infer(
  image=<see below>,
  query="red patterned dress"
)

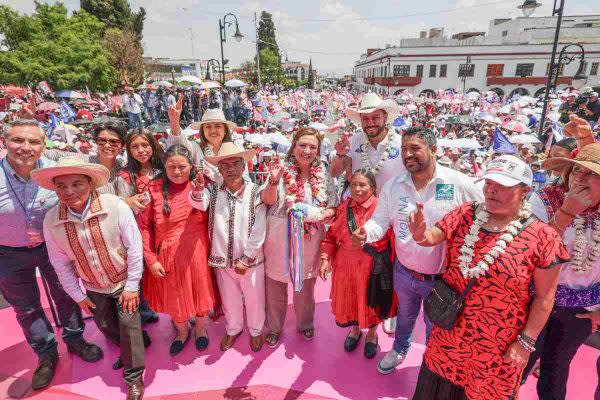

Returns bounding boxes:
[417,202,569,400]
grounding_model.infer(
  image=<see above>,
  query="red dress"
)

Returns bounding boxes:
[422,203,569,400]
[321,196,395,329]
[138,178,218,324]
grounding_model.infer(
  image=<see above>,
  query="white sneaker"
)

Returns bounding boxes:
[382,317,397,334]
[377,349,406,375]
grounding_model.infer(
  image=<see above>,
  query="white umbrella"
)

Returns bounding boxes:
[438,138,482,149]
[309,122,328,131]
[225,79,247,88]
[509,134,540,144]
[159,81,174,87]
[245,134,272,146]
[176,75,202,84]
[200,81,221,89]
[267,132,291,146]
[546,112,561,123]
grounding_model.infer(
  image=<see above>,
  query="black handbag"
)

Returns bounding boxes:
[424,213,536,331]
[423,277,477,331]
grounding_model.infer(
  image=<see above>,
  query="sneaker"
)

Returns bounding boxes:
[377,349,406,375]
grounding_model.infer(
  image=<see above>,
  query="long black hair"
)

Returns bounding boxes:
[124,129,164,193]
[161,144,197,216]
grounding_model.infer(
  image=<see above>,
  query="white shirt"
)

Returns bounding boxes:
[189,182,266,268]
[122,93,142,114]
[44,198,143,303]
[363,164,484,274]
[348,131,406,194]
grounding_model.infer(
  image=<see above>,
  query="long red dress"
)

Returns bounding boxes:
[138,178,218,324]
[321,196,395,329]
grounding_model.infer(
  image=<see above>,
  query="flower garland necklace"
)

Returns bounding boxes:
[282,160,328,211]
[570,210,600,274]
[458,202,532,279]
[360,128,394,176]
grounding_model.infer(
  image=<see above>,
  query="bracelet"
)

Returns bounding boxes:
[557,207,576,219]
[516,335,536,353]
[519,332,537,346]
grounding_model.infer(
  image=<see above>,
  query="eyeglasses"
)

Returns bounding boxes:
[95,138,122,147]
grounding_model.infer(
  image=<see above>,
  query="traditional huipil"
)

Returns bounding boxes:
[138,177,218,324]
[321,196,396,328]
[190,179,267,341]
[34,158,145,396]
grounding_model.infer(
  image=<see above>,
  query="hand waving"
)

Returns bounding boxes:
[334,133,350,156]
[267,154,284,183]
[408,202,427,242]
[190,173,205,197]
[167,93,183,127]
[564,114,593,140]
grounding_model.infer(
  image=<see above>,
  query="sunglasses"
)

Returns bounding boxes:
[95,138,122,147]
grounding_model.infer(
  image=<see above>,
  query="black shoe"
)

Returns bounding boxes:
[142,330,152,348]
[66,339,103,362]
[32,350,58,390]
[364,335,378,359]
[112,357,124,370]
[344,330,363,352]
[195,333,209,351]
[169,333,190,356]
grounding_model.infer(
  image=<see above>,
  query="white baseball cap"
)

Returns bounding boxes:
[476,155,533,187]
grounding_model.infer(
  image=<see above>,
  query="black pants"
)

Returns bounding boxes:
[523,306,592,400]
[87,288,145,386]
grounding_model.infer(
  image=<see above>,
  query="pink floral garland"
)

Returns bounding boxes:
[282,161,328,212]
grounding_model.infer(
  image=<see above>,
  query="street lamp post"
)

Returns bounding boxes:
[171,67,175,84]
[219,13,244,84]
[553,43,588,89]
[205,59,221,81]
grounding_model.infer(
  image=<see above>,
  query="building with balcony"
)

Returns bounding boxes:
[352,12,600,97]
[283,61,311,82]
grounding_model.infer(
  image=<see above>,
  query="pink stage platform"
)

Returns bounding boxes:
[0,279,597,400]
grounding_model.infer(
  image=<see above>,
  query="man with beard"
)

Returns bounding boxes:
[352,127,483,375]
[331,93,405,194]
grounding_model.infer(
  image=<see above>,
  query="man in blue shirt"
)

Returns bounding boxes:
[0,120,102,390]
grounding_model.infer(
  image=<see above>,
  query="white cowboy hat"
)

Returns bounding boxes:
[190,108,237,131]
[31,156,110,190]
[345,93,401,125]
[204,142,256,165]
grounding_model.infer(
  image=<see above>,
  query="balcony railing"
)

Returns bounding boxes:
[363,76,422,86]
[486,76,573,85]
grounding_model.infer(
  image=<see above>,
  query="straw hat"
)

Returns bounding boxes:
[31,156,109,190]
[542,143,600,176]
[204,142,256,165]
[190,108,237,131]
[345,93,400,125]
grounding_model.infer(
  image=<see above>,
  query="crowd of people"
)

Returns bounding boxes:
[0,81,599,400]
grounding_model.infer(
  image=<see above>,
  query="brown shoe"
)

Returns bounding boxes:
[32,349,59,390]
[126,381,144,400]
[220,332,242,352]
[250,335,263,352]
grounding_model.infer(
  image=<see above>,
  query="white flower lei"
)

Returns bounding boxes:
[570,213,600,275]
[360,129,394,176]
[458,202,532,279]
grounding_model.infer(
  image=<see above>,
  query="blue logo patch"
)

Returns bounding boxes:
[435,184,455,201]
[388,146,400,159]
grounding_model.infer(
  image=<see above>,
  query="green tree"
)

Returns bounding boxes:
[0,2,115,91]
[80,0,146,42]
[257,11,280,62]
[258,48,284,84]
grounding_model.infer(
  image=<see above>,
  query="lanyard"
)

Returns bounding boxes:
[1,159,40,224]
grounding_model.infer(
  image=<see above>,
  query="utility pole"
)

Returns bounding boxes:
[255,12,261,88]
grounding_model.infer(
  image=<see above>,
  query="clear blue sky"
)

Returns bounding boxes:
[3,0,600,76]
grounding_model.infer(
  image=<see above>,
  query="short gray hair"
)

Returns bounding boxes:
[402,126,437,148]
[3,119,44,137]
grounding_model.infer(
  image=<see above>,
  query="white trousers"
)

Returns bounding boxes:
[215,263,265,337]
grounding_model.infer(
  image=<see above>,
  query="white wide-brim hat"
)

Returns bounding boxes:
[190,108,237,131]
[345,93,401,125]
[31,156,110,190]
[204,142,256,165]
